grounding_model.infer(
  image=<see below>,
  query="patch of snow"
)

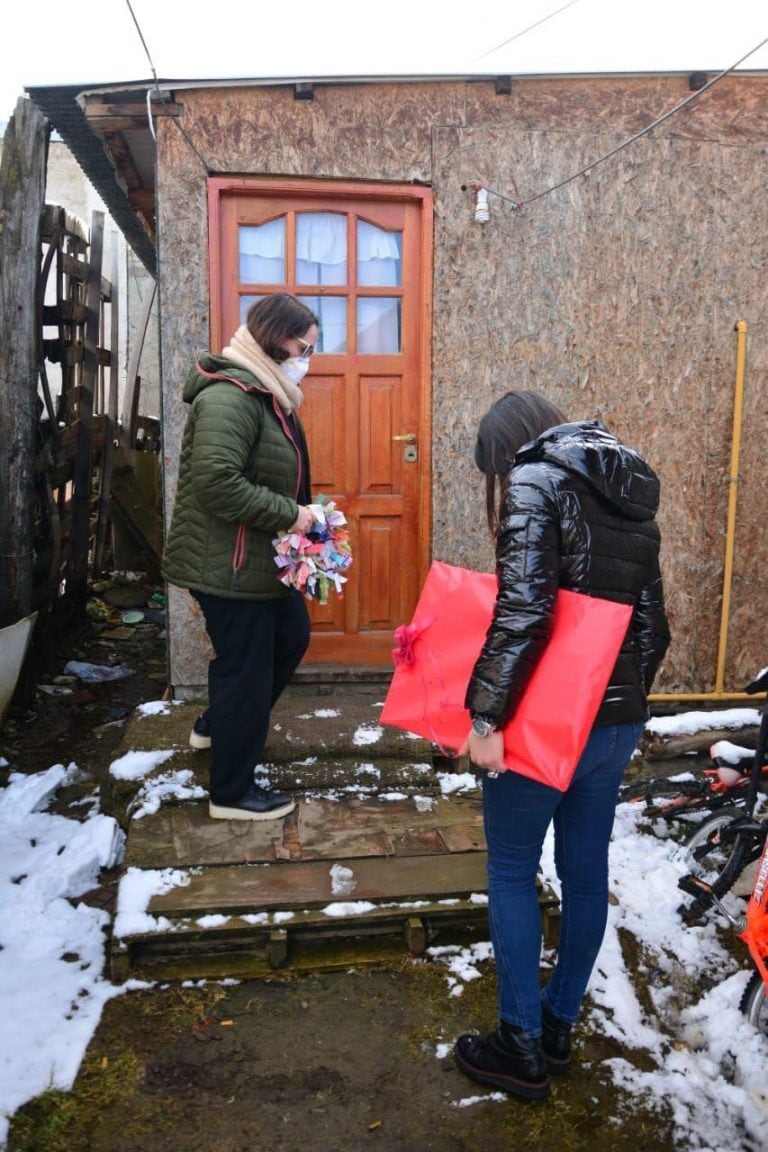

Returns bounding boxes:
[109,748,176,781]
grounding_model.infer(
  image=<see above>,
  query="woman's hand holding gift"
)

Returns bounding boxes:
[289,505,316,534]
[458,730,508,774]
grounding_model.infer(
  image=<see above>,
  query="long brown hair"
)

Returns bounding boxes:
[474,390,567,534]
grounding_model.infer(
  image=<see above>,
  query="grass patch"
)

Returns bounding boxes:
[8,1051,144,1152]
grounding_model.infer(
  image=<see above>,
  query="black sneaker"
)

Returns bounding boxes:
[541,1002,572,1075]
[208,785,296,821]
[189,712,212,750]
[454,1025,550,1099]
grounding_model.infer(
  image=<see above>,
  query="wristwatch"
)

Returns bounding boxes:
[471,715,497,738]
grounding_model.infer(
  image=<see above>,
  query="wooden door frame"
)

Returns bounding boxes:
[207,174,435,612]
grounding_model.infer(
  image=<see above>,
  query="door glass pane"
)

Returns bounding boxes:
[239,219,285,284]
[297,213,347,286]
[357,221,402,286]
[299,295,347,354]
[357,298,401,353]
[239,295,264,325]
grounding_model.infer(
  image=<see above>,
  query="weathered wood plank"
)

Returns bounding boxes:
[0,98,48,626]
[125,795,484,869]
[111,896,494,981]
[148,852,490,917]
[120,279,156,445]
[68,211,104,605]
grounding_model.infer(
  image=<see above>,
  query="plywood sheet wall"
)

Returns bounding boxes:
[158,76,768,696]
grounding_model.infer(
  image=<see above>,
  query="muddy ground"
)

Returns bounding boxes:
[1,589,678,1152]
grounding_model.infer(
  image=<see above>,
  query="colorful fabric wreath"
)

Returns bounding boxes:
[272,495,353,603]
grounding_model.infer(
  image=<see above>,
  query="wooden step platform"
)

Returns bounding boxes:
[112,795,561,980]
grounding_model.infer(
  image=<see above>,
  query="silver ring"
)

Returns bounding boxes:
[487,770,499,779]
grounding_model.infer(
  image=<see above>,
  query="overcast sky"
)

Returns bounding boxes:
[1,0,767,121]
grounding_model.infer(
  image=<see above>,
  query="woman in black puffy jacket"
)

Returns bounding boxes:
[455,391,670,1101]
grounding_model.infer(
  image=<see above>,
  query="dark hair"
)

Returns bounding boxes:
[245,293,319,363]
[475,390,567,535]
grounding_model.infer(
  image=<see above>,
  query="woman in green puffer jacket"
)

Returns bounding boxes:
[163,293,319,822]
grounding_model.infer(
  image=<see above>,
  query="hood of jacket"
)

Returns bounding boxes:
[181,352,268,404]
[515,420,660,521]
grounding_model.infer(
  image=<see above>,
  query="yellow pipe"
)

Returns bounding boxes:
[714,320,748,693]
[647,322,750,707]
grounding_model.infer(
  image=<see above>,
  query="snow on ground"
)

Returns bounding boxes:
[0,707,767,1148]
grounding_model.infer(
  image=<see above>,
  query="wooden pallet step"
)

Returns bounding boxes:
[124,795,485,870]
[112,899,493,982]
[112,848,561,980]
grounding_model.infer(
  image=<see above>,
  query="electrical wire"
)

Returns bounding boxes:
[123,0,211,172]
[125,0,160,89]
[472,0,581,64]
[124,0,161,141]
[477,32,768,213]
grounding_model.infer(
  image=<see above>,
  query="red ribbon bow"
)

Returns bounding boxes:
[392,616,436,667]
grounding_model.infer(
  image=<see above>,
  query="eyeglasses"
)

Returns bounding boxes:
[296,337,316,358]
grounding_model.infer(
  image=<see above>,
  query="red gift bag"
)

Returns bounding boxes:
[380,561,633,791]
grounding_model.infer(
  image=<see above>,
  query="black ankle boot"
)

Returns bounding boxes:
[541,1003,572,1075]
[455,1023,550,1099]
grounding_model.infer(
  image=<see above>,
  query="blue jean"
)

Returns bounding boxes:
[482,721,644,1036]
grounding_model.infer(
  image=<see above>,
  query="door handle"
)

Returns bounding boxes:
[392,433,417,444]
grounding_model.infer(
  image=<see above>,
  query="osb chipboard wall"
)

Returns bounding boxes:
[157,76,768,696]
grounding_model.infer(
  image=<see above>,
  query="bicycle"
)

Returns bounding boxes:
[619,756,767,822]
[676,809,766,924]
[673,668,768,1032]
[619,682,768,822]
[739,824,768,1031]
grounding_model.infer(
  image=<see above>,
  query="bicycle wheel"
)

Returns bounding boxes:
[676,810,756,921]
[619,776,711,818]
[739,969,768,1034]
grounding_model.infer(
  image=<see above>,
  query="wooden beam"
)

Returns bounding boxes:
[109,240,120,424]
[121,280,157,446]
[104,131,146,190]
[0,98,49,626]
[68,211,104,606]
[43,301,88,324]
[60,253,112,298]
[81,99,181,123]
[127,189,156,214]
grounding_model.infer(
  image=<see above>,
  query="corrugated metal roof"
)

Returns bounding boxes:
[26,83,157,275]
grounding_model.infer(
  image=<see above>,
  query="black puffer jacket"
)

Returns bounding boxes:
[465,421,671,727]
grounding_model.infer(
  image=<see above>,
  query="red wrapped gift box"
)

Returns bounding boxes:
[380,561,632,791]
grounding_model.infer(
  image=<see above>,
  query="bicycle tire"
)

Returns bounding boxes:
[739,969,768,1034]
[676,810,756,920]
[619,776,711,817]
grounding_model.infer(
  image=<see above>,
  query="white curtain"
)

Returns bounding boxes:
[238,213,403,353]
[239,218,285,284]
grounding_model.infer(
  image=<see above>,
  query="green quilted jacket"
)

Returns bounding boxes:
[162,353,311,600]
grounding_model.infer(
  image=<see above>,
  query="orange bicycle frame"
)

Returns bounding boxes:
[740,833,768,987]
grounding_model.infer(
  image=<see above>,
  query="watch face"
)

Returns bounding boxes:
[472,717,494,737]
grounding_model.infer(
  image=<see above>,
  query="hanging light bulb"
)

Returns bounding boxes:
[474,186,490,224]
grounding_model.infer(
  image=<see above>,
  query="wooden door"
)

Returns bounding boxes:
[209,178,433,665]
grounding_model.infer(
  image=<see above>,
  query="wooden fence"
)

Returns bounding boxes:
[0,97,159,635]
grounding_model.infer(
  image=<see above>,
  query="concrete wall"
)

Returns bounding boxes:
[156,75,768,696]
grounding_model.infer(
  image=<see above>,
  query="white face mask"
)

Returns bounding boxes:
[282,356,311,385]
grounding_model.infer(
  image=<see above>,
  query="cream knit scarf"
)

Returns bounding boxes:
[220,325,304,413]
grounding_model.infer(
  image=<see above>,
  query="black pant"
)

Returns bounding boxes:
[191,590,310,803]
